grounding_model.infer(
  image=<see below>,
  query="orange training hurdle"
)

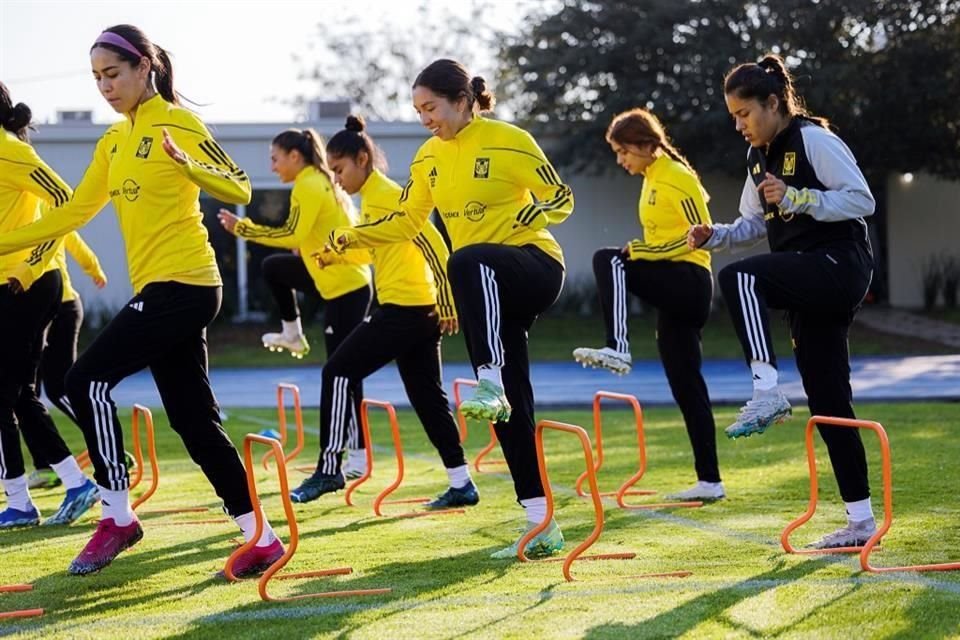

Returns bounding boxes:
[517,419,691,581]
[222,434,391,601]
[263,383,306,472]
[583,391,703,510]
[126,405,218,520]
[344,399,464,518]
[452,378,507,473]
[781,416,892,556]
[782,415,960,573]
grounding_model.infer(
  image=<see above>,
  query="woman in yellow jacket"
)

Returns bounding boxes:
[217,128,372,476]
[0,82,99,529]
[573,108,723,502]
[0,26,282,576]
[287,114,475,508]
[330,60,574,559]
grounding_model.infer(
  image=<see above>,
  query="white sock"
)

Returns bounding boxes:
[50,456,87,490]
[347,448,367,466]
[99,486,135,526]
[445,464,472,489]
[477,365,503,389]
[234,509,278,547]
[845,498,874,523]
[698,480,723,489]
[750,361,778,391]
[2,475,34,512]
[520,496,547,525]
[281,318,303,338]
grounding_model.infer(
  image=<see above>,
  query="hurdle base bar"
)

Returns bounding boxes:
[543,552,636,563]
[619,501,704,510]
[381,497,431,505]
[0,609,44,620]
[0,585,32,593]
[140,507,211,515]
[384,508,466,519]
[275,567,352,580]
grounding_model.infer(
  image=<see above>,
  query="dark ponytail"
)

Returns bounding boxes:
[153,46,177,105]
[91,24,181,105]
[469,76,496,113]
[272,128,353,213]
[413,59,496,114]
[724,53,830,129]
[326,114,387,172]
[0,82,32,141]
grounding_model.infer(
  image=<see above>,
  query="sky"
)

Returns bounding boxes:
[0,0,525,125]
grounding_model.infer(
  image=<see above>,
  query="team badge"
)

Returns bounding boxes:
[136,136,153,159]
[783,152,796,176]
[473,157,490,179]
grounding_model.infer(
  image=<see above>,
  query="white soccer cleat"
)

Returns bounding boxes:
[725,387,792,439]
[572,346,632,375]
[261,332,310,359]
[807,518,877,549]
[665,481,726,502]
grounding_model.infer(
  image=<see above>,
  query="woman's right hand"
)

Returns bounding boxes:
[687,224,713,250]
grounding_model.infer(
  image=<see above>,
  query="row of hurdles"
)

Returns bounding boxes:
[3,382,957,618]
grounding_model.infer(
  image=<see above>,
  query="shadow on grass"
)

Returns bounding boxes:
[581,557,836,639]
[2,528,247,635]
[157,546,518,639]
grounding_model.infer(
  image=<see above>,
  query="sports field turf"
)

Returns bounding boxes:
[2,402,959,639]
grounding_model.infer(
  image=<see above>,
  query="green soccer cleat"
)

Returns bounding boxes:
[460,379,511,423]
[725,387,792,439]
[27,468,62,490]
[491,518,564,560]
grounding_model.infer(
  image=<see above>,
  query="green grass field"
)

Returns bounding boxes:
[2,402,959,639]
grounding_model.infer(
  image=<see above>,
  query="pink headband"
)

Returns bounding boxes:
[93,32,143,59]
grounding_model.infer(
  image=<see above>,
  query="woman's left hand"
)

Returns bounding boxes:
[218,208,239,234]
[757,172,786,205]
[161,128,188,165]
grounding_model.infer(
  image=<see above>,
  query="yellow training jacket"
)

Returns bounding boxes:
[626,155,712,272]
[340,118,573,267]
[0,94,250,293]
[58,231,105,302]
[235,165,370,300]
[0,129,72,291]
[341,169,455,319]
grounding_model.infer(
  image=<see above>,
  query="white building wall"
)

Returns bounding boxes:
[886,172,960,308]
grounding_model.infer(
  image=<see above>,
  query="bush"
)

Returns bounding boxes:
[920,255,944,310]
[942,256,960,309]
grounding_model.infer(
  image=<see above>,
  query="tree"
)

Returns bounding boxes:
[292,1,508,121]
[500,0,960,179]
